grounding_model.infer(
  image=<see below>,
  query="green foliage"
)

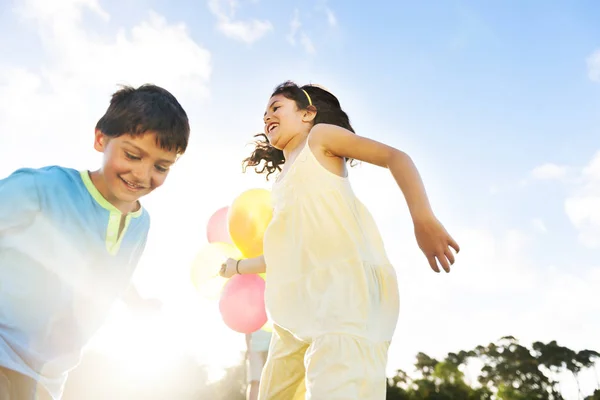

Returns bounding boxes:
[386,337,598,400]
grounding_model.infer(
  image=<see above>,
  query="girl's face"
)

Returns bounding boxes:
[263,94,313,150]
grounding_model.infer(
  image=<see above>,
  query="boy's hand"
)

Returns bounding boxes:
[413,215,460,273]
[219,258,238,278]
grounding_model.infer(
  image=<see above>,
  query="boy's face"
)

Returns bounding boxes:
[94,130,179,207]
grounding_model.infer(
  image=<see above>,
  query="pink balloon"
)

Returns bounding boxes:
[219,274,267,334]
[207,206,233,244]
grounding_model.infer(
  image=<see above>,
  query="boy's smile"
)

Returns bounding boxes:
[119,176,148,191]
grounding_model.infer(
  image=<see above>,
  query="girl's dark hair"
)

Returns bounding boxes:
[243,81,355,180]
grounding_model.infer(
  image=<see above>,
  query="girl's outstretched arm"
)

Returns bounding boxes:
[310,123,460,273]
[220,255,266,278]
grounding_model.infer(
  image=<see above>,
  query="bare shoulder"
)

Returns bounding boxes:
[308,124,343,157]
[307,125,347,177]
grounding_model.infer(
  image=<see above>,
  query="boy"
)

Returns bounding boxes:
[0,84,190,399]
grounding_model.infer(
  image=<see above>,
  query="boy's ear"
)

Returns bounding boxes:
[94,129,107,152]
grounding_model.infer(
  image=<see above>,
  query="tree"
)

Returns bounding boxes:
[586,389,600,400]
[387,337,598,400]
[476,336,563,399]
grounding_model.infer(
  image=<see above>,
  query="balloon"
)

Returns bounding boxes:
[219,274,267,334]
[190,242,243,299]
[207,206,233,244]
[228,189,273,258]
[259,272,266,280]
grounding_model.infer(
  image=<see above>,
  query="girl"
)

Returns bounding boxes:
[220,81,459,399]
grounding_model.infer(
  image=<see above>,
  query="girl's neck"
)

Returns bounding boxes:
[282,132,309,161]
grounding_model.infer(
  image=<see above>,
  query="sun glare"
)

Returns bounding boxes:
[87,289,246,383]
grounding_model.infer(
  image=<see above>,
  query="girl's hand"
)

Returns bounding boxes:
[414,216,460,273]
[219,258,239,278]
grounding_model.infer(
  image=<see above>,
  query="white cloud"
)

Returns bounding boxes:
[217,19,272,43]
[0,0,211,172]
[531,163,568,180]
[565,151,600,248]
[586,49,600,82]
[324,7,337,27]
[299,32,316,55]
[286,9,315,55]
[286,8,301,45]
[314,1,338,28]
[581,150,600,181]
[208,0,272,44]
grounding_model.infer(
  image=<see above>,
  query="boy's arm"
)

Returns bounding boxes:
[0,169,40,231]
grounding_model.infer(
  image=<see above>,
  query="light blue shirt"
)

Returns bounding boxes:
[0,166,150,399]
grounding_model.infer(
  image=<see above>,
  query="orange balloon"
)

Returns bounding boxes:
[190,242,243,299]
[228,189,273,258]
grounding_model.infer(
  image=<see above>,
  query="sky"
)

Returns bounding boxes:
[1,0,600,398]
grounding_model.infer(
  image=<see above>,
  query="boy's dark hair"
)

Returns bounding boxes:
[96,84,190,154]
[243,81,355,180]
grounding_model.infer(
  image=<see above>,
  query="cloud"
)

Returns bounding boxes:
[0,0,211,172]
[565,151,600,248]
[527,153,600,248]
[207,0,272,44]
[530,163,568,180]
[287,9,315,55]
[286,8,301,45]
[323,7,337,27]
[299,32,316,55]
[587,49,600,82]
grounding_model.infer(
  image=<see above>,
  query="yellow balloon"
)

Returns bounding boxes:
[190,242,243,299]
[228,189,273,258]
[259,272,266,280]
